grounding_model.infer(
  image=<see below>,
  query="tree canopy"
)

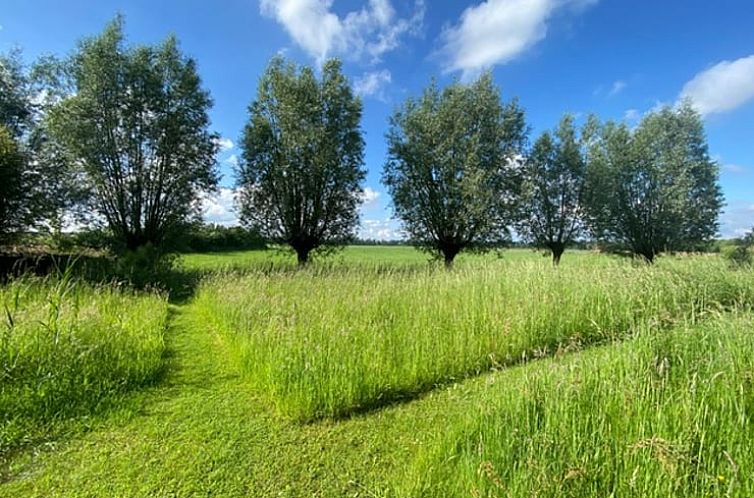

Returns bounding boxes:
[584,102,723,262]
[238,56,366,264]
[46,17,219,251]
[383,74,528,266]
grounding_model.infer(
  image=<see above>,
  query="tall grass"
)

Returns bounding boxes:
[192,256,754,421]
[0,274,168,452]
[401,314,754,497]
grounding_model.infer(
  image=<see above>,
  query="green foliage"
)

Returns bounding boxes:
[46,16,219,251]
[383,74,528,266]
[0,126,29,244]
[238,56,366,265]
[0,51,32,137]
[179,223,266,253]
[516,114,587,265]
[194,256,754,421]
[585,102,723,262]
[113,244,178,289]
[403,315,754,497]
[0,273,167,453]
[724,229,753,267]
[0,52,66,243]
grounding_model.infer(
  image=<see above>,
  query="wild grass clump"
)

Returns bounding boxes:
[0,273,168,452]
[193,256,754,421]
[401,314,754,497]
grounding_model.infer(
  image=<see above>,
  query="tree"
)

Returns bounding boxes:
[584,102,723,262]
[0,51,32,137]
[0,126,29,244]
[46,17,219,251]
[0,51,54,244]
[238,57,366,265]
[383,74,528,267]
[516,115,587,265]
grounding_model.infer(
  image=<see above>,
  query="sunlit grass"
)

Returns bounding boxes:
[0,274,168,453]
[401,314,754,497]
[193,254,754,421]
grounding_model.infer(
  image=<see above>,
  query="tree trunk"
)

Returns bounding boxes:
[295,247,311,266]
[441,244,461,269]
[550,243,565,266]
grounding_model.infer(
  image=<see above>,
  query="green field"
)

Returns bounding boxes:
[1,247,753,497]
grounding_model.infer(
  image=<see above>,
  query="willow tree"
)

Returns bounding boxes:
[585,102,723,262]
[516,115,589,265]
[238,57,365,264]
[383,74,527,266]
[0,51,58,244]
[47,17,219,251]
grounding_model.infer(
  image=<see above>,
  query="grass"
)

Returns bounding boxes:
[0,247,752,497]
[402,314,754,497]
[193,255,754,420]
[0,273,168,455]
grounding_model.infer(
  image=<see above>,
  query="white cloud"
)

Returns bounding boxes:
[260,0,424,65]
[609,80,627,96]
[201,188,240,226]
[360,186,381,206]
[359,218,403,241]
[624,108,641,121]
[354,69,391,99]
[722,164,748,174]
[439,0,597,79]
[719,200,754,238]
[224,154,240,168]
[215,137,235,151]
[680,54,754,116]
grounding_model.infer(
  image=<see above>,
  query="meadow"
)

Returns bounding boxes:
[0,247,752,497]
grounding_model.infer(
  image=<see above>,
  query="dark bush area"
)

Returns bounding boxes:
[178,223,266,253]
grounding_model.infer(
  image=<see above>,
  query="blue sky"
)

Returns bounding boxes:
[2,0,753,238]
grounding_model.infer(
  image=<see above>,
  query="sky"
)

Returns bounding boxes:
[2,0,753,239]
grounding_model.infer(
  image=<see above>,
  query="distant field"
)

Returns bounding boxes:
[180,245,598,271]
[1,247,753,497]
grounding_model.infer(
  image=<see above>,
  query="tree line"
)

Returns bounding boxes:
[0,18,726,267]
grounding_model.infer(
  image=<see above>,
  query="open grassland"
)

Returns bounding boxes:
[0,247,752,497]
[0,275,168,454]
[193,255,754,420]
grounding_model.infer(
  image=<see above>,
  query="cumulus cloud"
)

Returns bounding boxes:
[680,54,754,116]
[260,0,425,65]
[215,137,235,151]
[201,188,240,226]
[359,218,403,241]
[354,69,391,99]
[360,186,381,206]
[439,0,598,79]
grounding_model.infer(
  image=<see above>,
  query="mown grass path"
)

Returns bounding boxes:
[0,302,484,497]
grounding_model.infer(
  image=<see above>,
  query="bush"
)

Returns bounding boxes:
[723,229,753,268]
[179,223,266,253]
[113,244,178,289]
